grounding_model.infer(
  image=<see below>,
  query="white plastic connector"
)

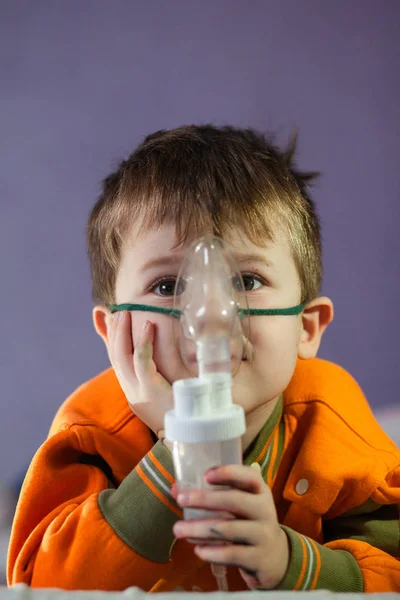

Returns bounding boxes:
[165,376,245,444]
[172,378,211,417]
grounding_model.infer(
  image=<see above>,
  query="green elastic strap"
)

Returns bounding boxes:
[241,304,305,317]
[109,303,305,317]
[110,304,181,318]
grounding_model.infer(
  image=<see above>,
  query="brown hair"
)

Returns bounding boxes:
[87,125,321,305]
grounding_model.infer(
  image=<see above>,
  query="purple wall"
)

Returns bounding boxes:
[1,0,399,484]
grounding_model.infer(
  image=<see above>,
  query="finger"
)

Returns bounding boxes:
[250,462,262,474]
[174,518,233,546]
[111,311,135,380]
[205,464,264,494]
[170,482,178,498]
[110,311,122,348]
[195,544,278,590]
[133,320,157,381]
[177,488,269,520]
[194,543,259,575]
[174,517,262,546]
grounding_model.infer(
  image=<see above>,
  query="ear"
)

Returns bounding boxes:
[92,305,114,351]
[297,296,334,359]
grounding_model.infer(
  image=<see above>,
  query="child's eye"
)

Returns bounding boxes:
[150,277,185,296]
[150,274,264,297]
[241,273,265,292]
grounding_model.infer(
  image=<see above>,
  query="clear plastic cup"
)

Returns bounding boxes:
[172,436,242,521]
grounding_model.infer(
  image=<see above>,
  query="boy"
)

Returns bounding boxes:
[8,125,400,592]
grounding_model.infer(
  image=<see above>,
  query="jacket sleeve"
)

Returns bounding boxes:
[277,468,400,592]
[7,427,186,591]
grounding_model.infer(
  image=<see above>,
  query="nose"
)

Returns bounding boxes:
[195,303,236,335]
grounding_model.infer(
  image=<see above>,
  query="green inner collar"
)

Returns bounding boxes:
[109,303,305,317]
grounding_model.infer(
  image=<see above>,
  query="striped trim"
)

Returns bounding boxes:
[256,426,276,465]
[134,441,178,513]
[278,526,363,592]
[301,535,316,589]
[309,538,322,590]
[260,437,273,471]
[279,527,318,590]
[141,457,174,499]
[265,426,280,487]
[244,395,285,489]
[256,417,285,488]
[136,463,181,516]
[272,419,285,480]
[149,449,175,484]
[244,396,283,469]
[293,534,308,590]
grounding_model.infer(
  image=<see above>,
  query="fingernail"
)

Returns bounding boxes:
[177,493,188,505]
[143,320,150,331]
[173,522,184,535]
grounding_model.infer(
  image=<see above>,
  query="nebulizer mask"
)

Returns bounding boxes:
[164,236,248,591]
[165,236,248,507]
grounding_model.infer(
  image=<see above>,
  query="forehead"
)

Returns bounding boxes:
[119,220,295,273]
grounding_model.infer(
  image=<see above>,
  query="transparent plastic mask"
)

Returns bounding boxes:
[173,235,250,378]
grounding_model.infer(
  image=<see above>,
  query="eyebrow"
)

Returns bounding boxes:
[139,253,273,273]
[139,255,184,273]
[234,253,274,268]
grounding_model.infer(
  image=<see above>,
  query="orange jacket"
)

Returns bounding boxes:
[8,358,400,591]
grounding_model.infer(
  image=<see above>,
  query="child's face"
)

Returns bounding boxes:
[115,221,304,413]
[116,225,302,412]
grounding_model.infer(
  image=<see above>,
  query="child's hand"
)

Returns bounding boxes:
[172,464,289,590]
[109,311,173,440]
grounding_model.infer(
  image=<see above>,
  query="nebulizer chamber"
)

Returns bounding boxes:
[164,237,247,521]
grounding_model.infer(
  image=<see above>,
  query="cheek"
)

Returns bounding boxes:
[234,318,301,410]
[130,313,186,383]
[152,319,175,363]
[249,318,300,362]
